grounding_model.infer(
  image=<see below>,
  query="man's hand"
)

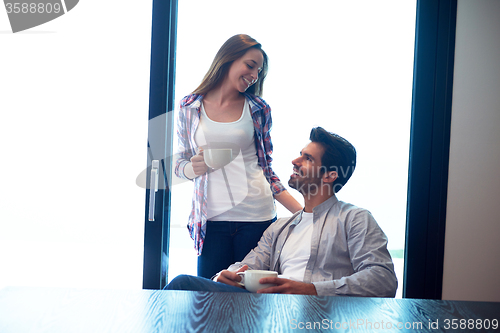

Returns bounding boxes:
[215,265,248,289]
[256,277,318,295]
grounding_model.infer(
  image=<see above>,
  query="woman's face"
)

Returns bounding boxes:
[227,48,264,93]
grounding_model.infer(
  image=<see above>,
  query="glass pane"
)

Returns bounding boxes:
[169,0,415,298]
[0,2,152,289]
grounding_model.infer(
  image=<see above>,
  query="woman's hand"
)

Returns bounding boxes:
[190,149,209,176]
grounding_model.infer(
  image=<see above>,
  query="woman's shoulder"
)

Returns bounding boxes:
[180,94,203,108]
[244,93,269,110]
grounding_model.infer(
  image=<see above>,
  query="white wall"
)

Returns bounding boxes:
[0,2,151,290]
[442,0,500,302]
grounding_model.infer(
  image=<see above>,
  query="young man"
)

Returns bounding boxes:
[167,127,397,297]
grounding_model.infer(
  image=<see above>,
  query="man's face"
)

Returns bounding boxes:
[288,142,327,195]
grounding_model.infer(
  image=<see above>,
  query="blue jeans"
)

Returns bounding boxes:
[197,219,275,279]
[165,274,250,293]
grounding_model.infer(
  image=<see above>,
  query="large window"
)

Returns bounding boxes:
[168,0,417,298]
[0,2,152,290]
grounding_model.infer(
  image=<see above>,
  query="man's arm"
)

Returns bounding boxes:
[226,217,287,272]
[214,226,274,288]
[315,210,398,297]
[256,277,317,295]
[215,218,282,287]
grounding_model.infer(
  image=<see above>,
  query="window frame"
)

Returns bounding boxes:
[142,0,178,290]
[403,0,457,299]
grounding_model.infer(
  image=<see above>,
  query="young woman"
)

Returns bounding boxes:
[175,34,302,279]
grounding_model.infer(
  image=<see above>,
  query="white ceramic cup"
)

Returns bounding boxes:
[203,148,232,169]
[237,270,278,293]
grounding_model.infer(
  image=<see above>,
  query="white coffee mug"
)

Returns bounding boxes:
[203,148,232,169]
[237,270,278,293]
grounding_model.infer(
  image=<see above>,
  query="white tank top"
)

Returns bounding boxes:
[194,100,275,221]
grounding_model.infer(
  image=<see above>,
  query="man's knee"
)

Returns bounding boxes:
[165,274,194,290]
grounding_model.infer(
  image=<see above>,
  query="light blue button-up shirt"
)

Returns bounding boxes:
[228,195,398,297]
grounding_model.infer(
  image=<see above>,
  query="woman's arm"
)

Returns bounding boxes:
[174,95,201,180]
[274,190,303,213]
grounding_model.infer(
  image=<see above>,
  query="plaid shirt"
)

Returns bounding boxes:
[174,93,285,255]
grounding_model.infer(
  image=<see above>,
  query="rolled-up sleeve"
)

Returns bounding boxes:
[174,97,198,180]
[253,100,285,195]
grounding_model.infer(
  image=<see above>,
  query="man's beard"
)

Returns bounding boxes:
[288,174,324,196]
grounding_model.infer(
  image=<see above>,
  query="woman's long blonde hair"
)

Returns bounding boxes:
[193,34,268,96]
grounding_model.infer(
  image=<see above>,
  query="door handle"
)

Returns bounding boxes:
[148,160,159,221]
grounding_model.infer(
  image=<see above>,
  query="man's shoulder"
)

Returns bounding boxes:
[332,200,375,223]
[272,211,302,228]
[334,200,370,213]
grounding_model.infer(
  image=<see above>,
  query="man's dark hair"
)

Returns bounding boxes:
[309,127,357,193]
